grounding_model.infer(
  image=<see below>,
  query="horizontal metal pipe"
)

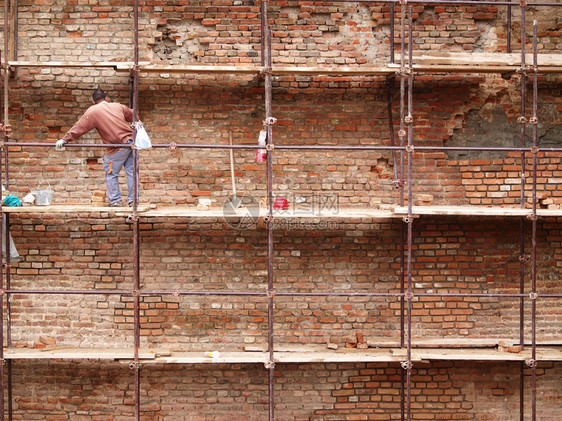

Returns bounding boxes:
[141,290,268,297]
[7,289,131,295]
[5,289,561,299]
[304,0,562,5]
[7,142,562,153]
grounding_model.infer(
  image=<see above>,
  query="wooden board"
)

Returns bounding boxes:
[8,61,142,69]
[2,205,151,214]
[393,205,562,218]
[5,348,155,360]
[408,52,562,67]
[6,346,562,363]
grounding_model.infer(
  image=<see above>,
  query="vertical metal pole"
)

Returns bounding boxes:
[405,7,414,421]
[518,5,527,421]
[0,46,5,421]
[390,4,395,64]
[399,3,406,420]
[3,144,12,421]
[507,5,512,53]
[261,1,266,67]
[263,2,275,420]
[530,21,538,421]
[132,0,140,419]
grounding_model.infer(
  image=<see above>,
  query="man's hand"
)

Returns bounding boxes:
[55,139,66,150]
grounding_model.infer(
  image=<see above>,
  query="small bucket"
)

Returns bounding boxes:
[34,183,54,206]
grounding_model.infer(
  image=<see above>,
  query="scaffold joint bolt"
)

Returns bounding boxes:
[264,361,275,370]
[267,291,275,299]
[395,68,412,77]
[169,142,177,151]
[405,291,414,300]
[527,214,538,221]
[517,116,528,125]
[266,144,274,152]
[529,292,538,300]
[398,129,407,138]
[402,216,411,224]
[519,0,527,6]
[400,361,412,370]
[525,359,536,368]
[530,146,539,154]
[405,145,414,153]
[404,115,413,124]
[529,117,538,125]
[264,117,277,126]
[129,362,139,370]
[264,215,272,224]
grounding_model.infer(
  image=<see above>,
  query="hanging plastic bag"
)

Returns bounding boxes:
[135,121,152,150]
[256,130,267,163]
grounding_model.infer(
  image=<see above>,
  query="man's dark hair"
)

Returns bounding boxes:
[92,88,106,103]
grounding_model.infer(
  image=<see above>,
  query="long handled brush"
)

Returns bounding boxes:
[228,131,241,208]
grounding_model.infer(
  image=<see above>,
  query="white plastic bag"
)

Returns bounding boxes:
[135,121,152,150]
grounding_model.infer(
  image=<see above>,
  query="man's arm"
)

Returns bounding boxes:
[122,104,135,123]
[62,112,96,143]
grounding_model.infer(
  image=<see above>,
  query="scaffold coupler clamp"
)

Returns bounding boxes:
[400,361,412,370]
[529,117,538,126]
[405,291,414,301]
[267,290,275,299]
[529,292,538,300]
[260,67,272,76]
[129,361,139,370]
[402,216,412,223]
[263,117,277,127]
[398,129,407,139]
[519,254,531,263]
[405,145,414,153]
[169,142,177,151]
[126,213,138,223]
[527,65,538,73]
[527,213,538,221]
[0,288,5,296]
[525,359,536,368]
[517,116,528,125]
[395,68,412,77]
[404,115,413,125]
[519,0,527,7]
[393,179,403,189]
[264,360,275,370]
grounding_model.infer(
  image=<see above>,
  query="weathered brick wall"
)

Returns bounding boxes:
[2,2,561,207]
[9,216,561,349]
[9,361,562,420]
[1,0,561,419]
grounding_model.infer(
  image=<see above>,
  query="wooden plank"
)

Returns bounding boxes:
[8,61,138,69]
[132,64,261,74]
[272,66,395,76]
[393,205,562,217]
[142,351,267,364]
[5,348,156,360]
[2,205,151,214]
[409,52,562,67]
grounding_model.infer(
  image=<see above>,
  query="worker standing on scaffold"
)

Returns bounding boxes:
[56,88,136,207]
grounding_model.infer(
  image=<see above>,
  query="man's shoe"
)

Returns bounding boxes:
[128,202,134,207]
[109,201,123,207]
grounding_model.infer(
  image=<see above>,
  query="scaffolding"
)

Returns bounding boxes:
[1,0,562,420]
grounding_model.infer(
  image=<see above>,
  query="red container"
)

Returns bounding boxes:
[273,197,289,210]
[255,149,267,162]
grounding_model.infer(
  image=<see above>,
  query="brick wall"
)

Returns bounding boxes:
[9,361,562,420]
[2,0,562,419]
